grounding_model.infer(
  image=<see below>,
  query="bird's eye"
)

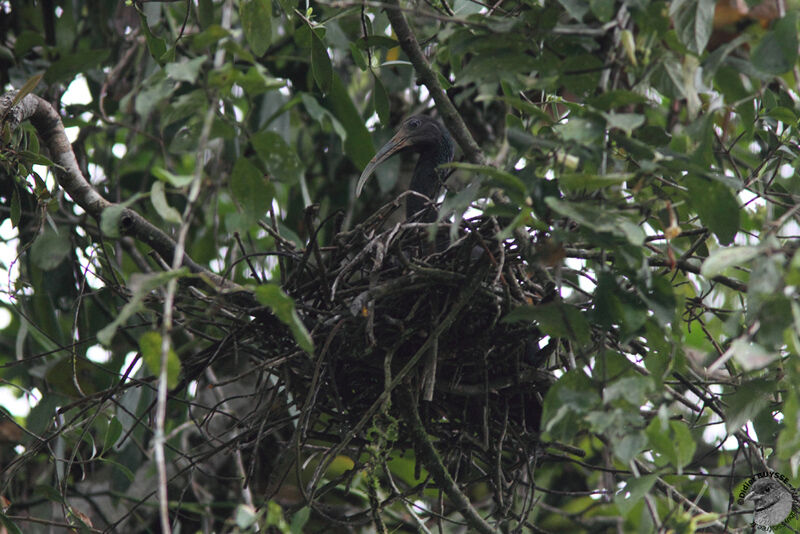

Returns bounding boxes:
[407,119,420,130]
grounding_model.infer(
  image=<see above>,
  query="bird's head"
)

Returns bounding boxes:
[356,115,453,198]
[744,477,795,527]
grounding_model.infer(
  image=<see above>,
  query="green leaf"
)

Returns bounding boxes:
[150,181,182,223]
[729,338,777,371]
[751,11,798,75]
[290,507,310,534]
[778,390,800,470]
[725,379,773,433]
[255,284,314,354]
[503,301,591,347]
[603,112,644,135]
[372,73,390,125]
[443,162,527,202]
[99,193,146,239]
[587,90,648,111]
[11,72,43,107]
[230,157,272,228]
[0,511,23,534]
[102,417,123,453]
[686,176,739,246]
[545,197,645,245]
[349,42,367,71]
[646,419,696,472]
[251,130,304,184]
[302,94,348,141]
[100,205,126,238]
[540,370,600,440]
[165,56,206,83]
[138,12,168,64]
[10,187,21,228]
[670,0,715,54]
[615,475,657,517]
[152,167,195,188]
[30,227,71,271]
[700,246,760,278]
[322,74,374,169]
[560,172,631,192]
[138,331,181,389]
[311,30,332,94]
[240,0,272,57]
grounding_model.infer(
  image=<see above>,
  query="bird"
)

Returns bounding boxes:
[356,115,454,222]
[744,477,796,528]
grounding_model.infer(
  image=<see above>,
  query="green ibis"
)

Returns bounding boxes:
[356,115,454,222]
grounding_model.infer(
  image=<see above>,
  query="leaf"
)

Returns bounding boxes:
[150,181,182,224]
[240,0,272,57]
[372,73,390,125]
[545,197,645,245]
[102,417,123,453]
[686,176,740,245]
[560,172,631,192]
[100,205,126,238]
[10,187,21,228]
[310,30,332,94]
[602,112,644,135]
[302,94,347,141]
[290,506,311,534]
[503,301,591,347]
[540,370,600,440]
[165,56,206,83]
[615,475,657,517]
[152,167,195,188]
[443,162,527,201]
[645,419,696,472]
[138,331,181,389]
[30,227,71,271]
[349,42,367,70]
[322,75,374,169]
[728,339,778,372]
[138,11,168,64]
[251,130,304,184]
[10,72,43,107]
[670,0,715,54]
[230,157,272,228]
[0,511,23,534]
[751,11,798,75]
[700,246,760,278]
[255,284,314,354]
[725,378,773,433]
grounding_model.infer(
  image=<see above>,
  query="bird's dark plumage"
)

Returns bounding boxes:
[356,115,454,222]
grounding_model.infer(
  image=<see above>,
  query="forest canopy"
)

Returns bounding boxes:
[1,0,800,532]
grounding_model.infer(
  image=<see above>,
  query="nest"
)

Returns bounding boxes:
[177,199,557,506]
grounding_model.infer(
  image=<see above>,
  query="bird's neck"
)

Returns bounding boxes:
[407,143,452,222]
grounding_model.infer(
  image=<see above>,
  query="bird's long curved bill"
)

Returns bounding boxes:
[355,132,411,197]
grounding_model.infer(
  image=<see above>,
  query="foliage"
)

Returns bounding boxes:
[0,0,799,532]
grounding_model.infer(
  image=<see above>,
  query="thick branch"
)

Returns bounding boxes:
[0,91,233,289]
[383,0,484,165]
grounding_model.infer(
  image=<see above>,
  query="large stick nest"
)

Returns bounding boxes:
[177,201,557,508]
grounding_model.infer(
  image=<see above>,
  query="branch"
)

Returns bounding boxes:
[396,387,499,534]
[564,247,748,292]
[0,91,234,290]
[382,0,484,165]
